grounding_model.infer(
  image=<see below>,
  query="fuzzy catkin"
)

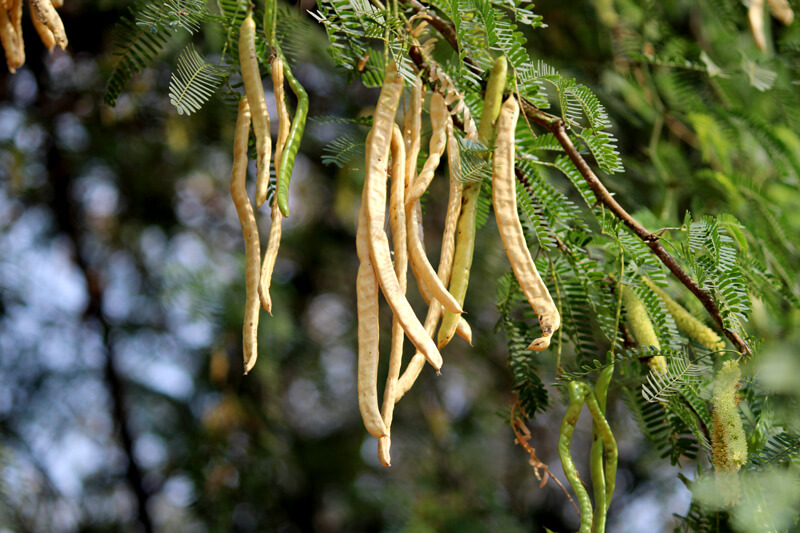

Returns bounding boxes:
[621,285,665,373]
[644,278,725,352]
[711,360,747,504]
[711,360,748,472]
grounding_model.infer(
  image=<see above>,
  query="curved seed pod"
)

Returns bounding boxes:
[258,55,292,314]
[405,200,463,315]
[620,285,665,372]
[258,205,282,314]
[356,181,388,438]
[493,96,560,350]
[749,0,767,52]
[276,57,308,218]
[365,61,442,372]
[378,124,407,467]
[439,55,507,348]
[29,0,55,52]
[590,364,614,525]
[643,278,724,352]
[559,382,593,533]
[0,6,23,72]
[229,99,261,374]
[768,0,794,24]
[580,381,617,519]
[402,77,461,316]
[405,92,448,205]
[30,0,66,49]
[403,75,423,189]
[9,0,25,66]
[239,13,272,208]
[407,260,472,343]
[395,119,465,400]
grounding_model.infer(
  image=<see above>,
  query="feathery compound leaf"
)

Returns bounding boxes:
[310,115,374,126]
[552,154,598,209]
[515,159,586,234]
[475,179,493,230]
[275,6,318,64]
[105,5,171,106]
[681,215,751,334]
[454,135,493,183]
[137,0,210,35]
[490,16,530,71]
[642,349,702,403]
[563,84,611,131]
[497,273,548,418]
[169,45,226,116]
[515,179,556,249]
[105,0,213,107]
[578,128,624,174]
[516,130,563,152]
[748,432,800,470]
[321,131,367,167]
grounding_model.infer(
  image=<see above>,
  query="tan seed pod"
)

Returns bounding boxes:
[405,199,463,315]
[767,0,794,25]
[356,175,388,438]
[30,0,66,49]
[239,13,271,208]
[493,96,560,351]
[378,124,407,467]
[365,62,442,372]
[0,6,23,72]
[229,99,261,374]
[405,92,448,205]
[258,55,292,314]
[29,0,55,52]
[749,0,767,52]
[395,119,466,401]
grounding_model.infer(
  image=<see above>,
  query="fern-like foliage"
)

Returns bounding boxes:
[641,349,702,403]
[551,154,599,210]
[623,383,702,464]
[454,135,493,184]
[138,0,210,34]
[105,0,213,107]
[169,45,227,115]
[311,0,412,85]
[320,132,367,168]
[748,432,800,470]
[676,214,751,336]
[497,273,549,418]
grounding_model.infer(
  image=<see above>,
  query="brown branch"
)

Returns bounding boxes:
[539,116,750,356]
[404,0,478,70]
[403,5,751,356]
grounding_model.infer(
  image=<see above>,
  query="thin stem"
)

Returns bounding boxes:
[610,245,625,356]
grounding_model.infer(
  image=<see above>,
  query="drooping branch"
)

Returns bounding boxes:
[402,0,751,356]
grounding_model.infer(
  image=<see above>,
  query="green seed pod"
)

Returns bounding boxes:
[644,278,725,352]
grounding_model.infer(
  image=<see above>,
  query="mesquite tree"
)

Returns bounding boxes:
[2,0,800,531]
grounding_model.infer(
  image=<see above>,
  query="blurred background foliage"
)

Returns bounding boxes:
[0,0,799,531]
